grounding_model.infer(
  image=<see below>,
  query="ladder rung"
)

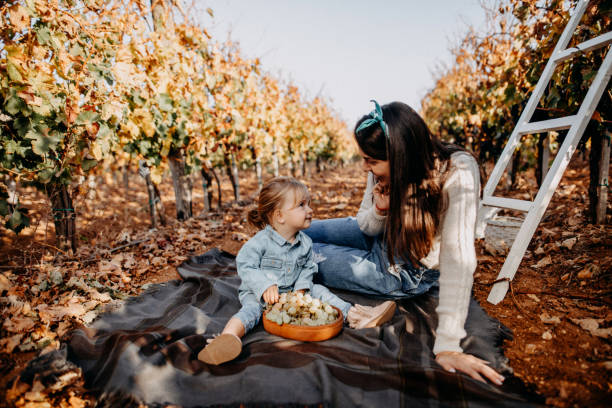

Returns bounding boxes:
[482,196,532,212]
[518,115,576,135]
[553,32,612,64]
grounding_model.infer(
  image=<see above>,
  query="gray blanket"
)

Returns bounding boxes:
[48,249,542,407]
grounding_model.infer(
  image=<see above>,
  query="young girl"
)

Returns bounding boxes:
[198,177,396,365]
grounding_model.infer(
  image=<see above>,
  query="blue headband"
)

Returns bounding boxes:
[356,99,389,139]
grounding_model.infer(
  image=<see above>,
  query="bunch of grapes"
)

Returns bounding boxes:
[265,291,339,326]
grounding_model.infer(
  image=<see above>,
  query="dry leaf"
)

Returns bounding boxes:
[89,289,111,303]
[9,4,30,32]
[151,256,167,266]
[527,294,541,303]
[123,253,137,269]
[570,318,611,338]
[98,260,121,275]
[577,263,599,279]
[542,330,553,340]
[0,274,10,292]
[561,237,577,250]
[484,242,501,256]
[82,311,98,324]
[56,321,72,337]
[533,256,552,268]
[567,216,580,227]
[0,333,24,353]
[540,312,561,324]
[68,395,88,408]
[3,316,36,332]
[231,232,249,241]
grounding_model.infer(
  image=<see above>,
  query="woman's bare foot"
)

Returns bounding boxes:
[347,301,396,329]
[198,333,242,365]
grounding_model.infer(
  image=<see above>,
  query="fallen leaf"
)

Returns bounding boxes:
[98,260,121,275]
[533,256,552,268]
[3,316,35,332]
[0,274,10,292]
[540,312,561,324]
[484,242,501,256]
[89,289,111,303]
[82,311,98,324]
[0,333,24,353]
[231,232,249,241]
[9,4,30,32]
[570,318,611,338]
[577,263,600,279]
[151,256,167,266]
[330,203,347,210]
[542,330,553,340]
[561,237,577,250]
[527,294,541,302]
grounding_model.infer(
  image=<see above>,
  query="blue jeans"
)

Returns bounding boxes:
[304,217,439,298]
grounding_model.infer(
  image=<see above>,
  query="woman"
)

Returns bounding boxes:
[305,100,505,385]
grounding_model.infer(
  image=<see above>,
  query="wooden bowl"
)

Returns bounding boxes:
[262,307,343,342]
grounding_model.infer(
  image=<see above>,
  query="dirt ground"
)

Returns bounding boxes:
[0,158,610,407]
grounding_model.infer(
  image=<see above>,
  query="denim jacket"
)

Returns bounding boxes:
[236,225,316,301]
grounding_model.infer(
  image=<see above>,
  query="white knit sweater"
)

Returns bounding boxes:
[356,151,480,354]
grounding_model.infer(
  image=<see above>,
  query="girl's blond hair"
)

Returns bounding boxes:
[247,177,309,229]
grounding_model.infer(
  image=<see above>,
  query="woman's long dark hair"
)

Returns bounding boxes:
[355,101,465,265]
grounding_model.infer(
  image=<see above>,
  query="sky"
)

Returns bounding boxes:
[198,0,489,125]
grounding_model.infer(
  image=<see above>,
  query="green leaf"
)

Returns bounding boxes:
[5,94,27,115]
[76,110,99,125]
[25,128,59,155]
[5,140,28,157]
[38,168,54,183]
[7,62,23,82]
[35,25,51,45]
[159,94,173,112]
[31,100,53,117]
[6,209,30,234]
[69,43,86,58]
[503,84,516,103]
[0,200,8,217]
[82,158,97,171]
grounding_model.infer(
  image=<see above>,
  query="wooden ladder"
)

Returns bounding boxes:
[483,0,612,304]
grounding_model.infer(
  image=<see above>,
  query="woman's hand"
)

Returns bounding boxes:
[435,351,505,385]
[262,285,279,304]
[373,182,390,214]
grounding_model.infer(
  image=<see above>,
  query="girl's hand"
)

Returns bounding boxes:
[435,351,505,385]
[262,285,279,304]
[373,182,390,214]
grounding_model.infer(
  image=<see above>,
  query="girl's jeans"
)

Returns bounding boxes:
[303,217,439,298]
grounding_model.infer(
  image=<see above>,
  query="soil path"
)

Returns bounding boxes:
[1,160,610,407]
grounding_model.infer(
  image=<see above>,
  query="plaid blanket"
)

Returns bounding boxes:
[62,248,541,407]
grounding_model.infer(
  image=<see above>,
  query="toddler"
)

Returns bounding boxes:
[198,177,396,365]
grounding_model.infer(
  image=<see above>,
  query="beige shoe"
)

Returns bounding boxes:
[197,333,242,365]
[348,301,396,329]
